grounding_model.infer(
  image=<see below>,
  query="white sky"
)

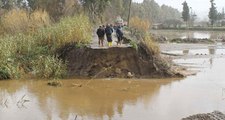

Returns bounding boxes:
[133,0,225,20]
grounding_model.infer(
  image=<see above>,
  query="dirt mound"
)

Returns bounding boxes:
[182,111,225,120]
[58,43,181,78]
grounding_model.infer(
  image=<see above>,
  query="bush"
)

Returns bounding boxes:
[29,10,51,32]
[0,34,36,79]
[0,34,37,61]
[0,67,10,79]
[36,14,92,50]
[130,16,151,36]
[1,9,51,34]
[32,55,67,79]
[1,9,29,34]
[2,62,22,79]
[0,22,4,36]
[142,34,160,55]
[0,33,67,79]
[0,12,92,80]
[129,40,138,50]
[128,16,159,55]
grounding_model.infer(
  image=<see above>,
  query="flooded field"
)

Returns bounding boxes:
[151,30,225,40]
[163,48,225,57]
[1,48,225,120]
[161,43,225,59]
[0,60,225,120]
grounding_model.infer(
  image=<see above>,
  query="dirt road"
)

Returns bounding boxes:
[89,31,130,49]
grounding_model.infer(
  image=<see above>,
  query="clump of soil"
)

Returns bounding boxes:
[182,111,225,120]
[58,43,182,78]
[47,81,62,87]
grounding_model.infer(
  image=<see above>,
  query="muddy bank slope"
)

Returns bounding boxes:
[59,43,180,78]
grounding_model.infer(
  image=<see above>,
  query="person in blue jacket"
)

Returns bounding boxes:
[116,26,123,46]
[105,24,114,47]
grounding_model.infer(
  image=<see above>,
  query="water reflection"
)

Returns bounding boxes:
[183,49,189,55]
[0,79,175,120]
[209,48,216,55]
[0,86,47,120]
[209,57,214,69]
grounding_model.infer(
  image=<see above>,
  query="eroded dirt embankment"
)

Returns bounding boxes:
[58,43,181,78]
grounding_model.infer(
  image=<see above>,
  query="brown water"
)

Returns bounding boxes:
[151,30,225,40]
[1,57,225,120]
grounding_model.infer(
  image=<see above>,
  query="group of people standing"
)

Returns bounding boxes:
[96,24,124,47]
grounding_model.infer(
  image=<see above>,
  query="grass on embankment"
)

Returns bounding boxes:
[129,16,160,55]
[0,9,92,80]
[129,16,174,75]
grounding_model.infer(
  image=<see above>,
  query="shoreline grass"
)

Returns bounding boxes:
[0,10,92,80]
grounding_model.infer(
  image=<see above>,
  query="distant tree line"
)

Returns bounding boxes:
[130,0,181,23]
[208,0,225,26]
[78,0,182,24]
[0,0,181,24]
[182,0,225,27]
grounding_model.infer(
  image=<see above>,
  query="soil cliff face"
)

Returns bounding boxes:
[59,43,178,78]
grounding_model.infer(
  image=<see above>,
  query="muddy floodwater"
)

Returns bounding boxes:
[1,51,225,120]
[151,30,225,40]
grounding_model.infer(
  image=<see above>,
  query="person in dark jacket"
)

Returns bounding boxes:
[96,26,105,47]
[105,24,113,47]
[116,26,123,46]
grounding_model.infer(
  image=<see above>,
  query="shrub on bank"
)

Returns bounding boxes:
[0,67,10,79]
[32,55,67,79]
[0,34,36,79]
[142,34,160,55]
[29,10,51,32]
[128,16,159,55]
[1,9,51,35]
[36,15,92,50]
[130,16,151,37]
[128,17,177,76]
[0,36,15,79]
[0,11,92,80]
[0,33,65,80]
[1,9,29,34]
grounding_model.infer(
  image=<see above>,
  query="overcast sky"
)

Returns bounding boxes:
[133,0,225,20]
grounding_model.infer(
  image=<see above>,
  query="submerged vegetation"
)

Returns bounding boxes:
[0,9,92,80]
